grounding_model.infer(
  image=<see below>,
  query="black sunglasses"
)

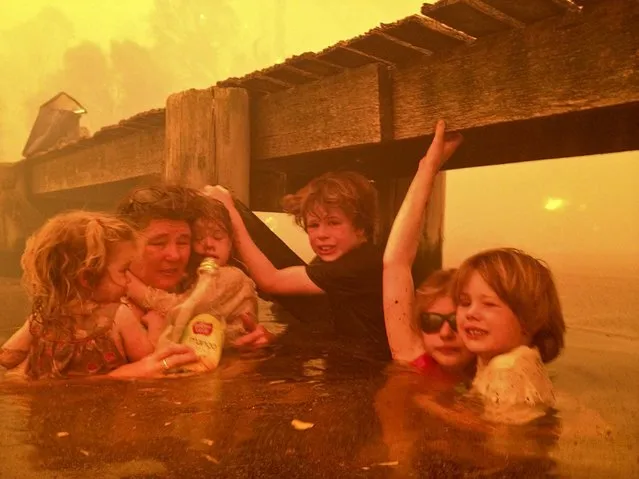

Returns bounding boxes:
[419,312,457,334]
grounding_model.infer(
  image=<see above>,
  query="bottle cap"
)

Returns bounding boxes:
[198,257,219,274]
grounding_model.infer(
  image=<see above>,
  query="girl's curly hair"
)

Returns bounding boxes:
[21,210,136,337]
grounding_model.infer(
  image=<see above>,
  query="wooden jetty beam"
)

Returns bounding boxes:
[28,128,164,196]
[252,0,639,164]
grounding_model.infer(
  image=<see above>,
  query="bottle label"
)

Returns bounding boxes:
[192,321,213,336]
[180,313,225,369]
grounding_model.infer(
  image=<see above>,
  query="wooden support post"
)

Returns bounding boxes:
[0,162,43,276]
[164,87,250,202]
[377,173,445,286]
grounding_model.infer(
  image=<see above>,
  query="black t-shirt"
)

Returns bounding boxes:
[306,242,390,359]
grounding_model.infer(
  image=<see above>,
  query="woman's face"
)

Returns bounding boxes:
[420,295,475,371]
[129,219,191,291]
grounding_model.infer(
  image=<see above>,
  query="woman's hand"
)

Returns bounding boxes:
[420,120,464,172]
[109,342,198,378]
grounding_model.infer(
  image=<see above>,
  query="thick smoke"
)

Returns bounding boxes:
[0,0,424,161]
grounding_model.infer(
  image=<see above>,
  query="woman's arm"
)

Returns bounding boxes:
[202,187,323,296]
[108,342,198,378]
[0,320,33,369]
[383,120,463,362]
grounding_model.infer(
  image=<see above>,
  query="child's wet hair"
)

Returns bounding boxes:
[20,210,137,335]
[116,184,213,229]
[281,171,379,242]
[195,198,234,239]
[452,248,565,363]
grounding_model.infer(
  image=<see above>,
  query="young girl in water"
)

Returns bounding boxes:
[126,197,262,347]
[384,120,474,377]
[454,247,565,422]
[204,170,389,357]
[0,211,197,379]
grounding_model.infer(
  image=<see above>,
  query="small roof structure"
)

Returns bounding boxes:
[22,92,87,158]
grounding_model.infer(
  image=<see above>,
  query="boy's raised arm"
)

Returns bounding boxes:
[202,186,323,296]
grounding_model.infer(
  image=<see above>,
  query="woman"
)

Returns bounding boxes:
[383,120,474,376]
[115,185,271,359]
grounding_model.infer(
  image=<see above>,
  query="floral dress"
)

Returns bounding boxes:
[26,303,128,379]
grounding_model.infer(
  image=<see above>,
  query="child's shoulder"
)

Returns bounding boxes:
[488,345,542,371]
[219,265,255,287]
[216,266,257,301]
[475,346,555,411]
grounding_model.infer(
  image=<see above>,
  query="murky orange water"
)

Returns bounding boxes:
[0,293,637,478]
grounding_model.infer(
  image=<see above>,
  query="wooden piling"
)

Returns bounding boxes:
[164,87,250,203]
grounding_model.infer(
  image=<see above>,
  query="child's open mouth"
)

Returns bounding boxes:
[316,246,336,255]
[464,327,488,339]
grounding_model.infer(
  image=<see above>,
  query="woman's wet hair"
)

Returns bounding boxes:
[281,171,379,242]
[452,248,566,363]
[116,184,214,229]
[413,269,457,332]
[20,210,137,335]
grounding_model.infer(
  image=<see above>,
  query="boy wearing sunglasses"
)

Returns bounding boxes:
[383,121,474,376]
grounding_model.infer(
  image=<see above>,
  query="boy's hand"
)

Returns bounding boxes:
[421,120,463,172]
[202,185,236,211]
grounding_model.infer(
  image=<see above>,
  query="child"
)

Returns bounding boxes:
[0,211,197,379]
[383,120,474,376]
[454,247,566,423]
[204,171,389,357]
[126,197,261,347]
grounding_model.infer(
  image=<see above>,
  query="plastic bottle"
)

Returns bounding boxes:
[164,257,226,372]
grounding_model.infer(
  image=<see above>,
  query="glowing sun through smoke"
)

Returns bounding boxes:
[544,197,566,211]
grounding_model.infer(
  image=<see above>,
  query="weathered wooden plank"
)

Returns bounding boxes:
[422,0,523,37]
[481,0,578,23]
[287,56,344,77]
[28,128,164,195]
[255,100,639,185]
[383,15,473,52]
[267,65,320,84]
[253,63,391,161]
[347,33,427,65]
[241,76,289,93]
[394,0,639,141]
[375,32,434,57]
[318,46,377,68]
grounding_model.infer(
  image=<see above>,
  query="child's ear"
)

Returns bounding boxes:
[78,269,97,289]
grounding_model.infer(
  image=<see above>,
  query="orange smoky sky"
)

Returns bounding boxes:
[0,0,637,277]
